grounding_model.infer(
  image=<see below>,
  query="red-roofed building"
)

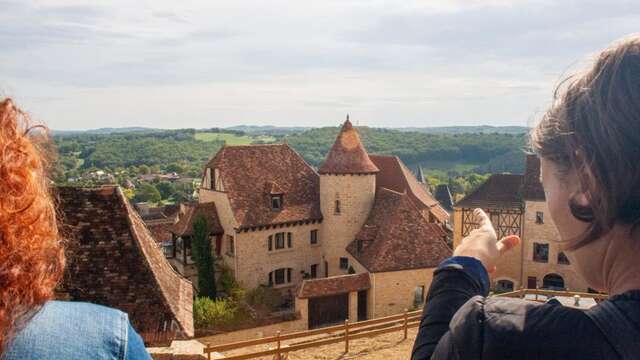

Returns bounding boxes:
[198,118,452,327]
[452,154,589,293]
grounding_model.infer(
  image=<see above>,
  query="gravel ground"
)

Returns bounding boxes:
[219,327,418,360]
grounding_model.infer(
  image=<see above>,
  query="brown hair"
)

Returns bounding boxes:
[531,35,640,249]
[0,99,65,352]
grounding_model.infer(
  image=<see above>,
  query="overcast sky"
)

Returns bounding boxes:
[1,0,639,130]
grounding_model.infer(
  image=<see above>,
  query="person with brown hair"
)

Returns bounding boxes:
[0,99,151,359]
[412,36,640,359]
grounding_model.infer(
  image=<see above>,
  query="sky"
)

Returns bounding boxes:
[1,0,639,130]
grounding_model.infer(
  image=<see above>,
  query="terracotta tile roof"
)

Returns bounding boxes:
[455,174,524,210]
[522,154,545,201]
[147,222,174,244]
[206,144,322,229]
[171,202,223,237]
[346,188,452,272]
[56,186,194,338]
[297,273,371,298]
[370,155,449,223]
[318,120,380,175]
[434,184,454,213]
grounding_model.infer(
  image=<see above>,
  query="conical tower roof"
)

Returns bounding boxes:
[318,118,379,175]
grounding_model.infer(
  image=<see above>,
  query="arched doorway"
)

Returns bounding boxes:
[542,273,565,290]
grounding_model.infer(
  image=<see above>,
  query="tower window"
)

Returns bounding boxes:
[536,211,544,224]
[310,230,318,245]
[335,200,341,214]
[340,257,349,270]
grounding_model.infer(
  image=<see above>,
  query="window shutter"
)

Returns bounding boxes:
[287,233,292,248]
[268,272,273,286]
[268,235,273,251]
[287,268,292,283]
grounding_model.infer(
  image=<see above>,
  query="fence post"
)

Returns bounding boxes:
[276,331,281,360]
[206,343,211,360]
[344,319,350,354]
[403,308,409,340]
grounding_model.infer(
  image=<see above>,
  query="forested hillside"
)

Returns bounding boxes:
[53,126,528,203]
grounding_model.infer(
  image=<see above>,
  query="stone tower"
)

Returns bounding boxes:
[318,118,379,276]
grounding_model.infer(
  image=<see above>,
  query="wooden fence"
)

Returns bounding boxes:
[203,309,422,360]
[202,289,608,359]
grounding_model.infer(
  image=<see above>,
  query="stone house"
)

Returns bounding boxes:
[56,186,194,338]
[184,119,451,327]
[167,202,224,284]
[452,154,589,293]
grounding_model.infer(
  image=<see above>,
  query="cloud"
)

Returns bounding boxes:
[1,0,639,129]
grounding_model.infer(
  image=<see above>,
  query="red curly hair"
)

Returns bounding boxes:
[0,98,65,352]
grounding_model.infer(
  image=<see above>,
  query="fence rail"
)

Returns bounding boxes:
[203,289,607,359]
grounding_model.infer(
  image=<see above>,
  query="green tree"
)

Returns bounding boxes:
[192,216,216,299]
[138,164,151,175]
[133,183,161,203]
[156,181,175,200]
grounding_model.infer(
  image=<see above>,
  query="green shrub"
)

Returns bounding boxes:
[193,297,237,328]
[218,266,245,301]
[246,286,282,312]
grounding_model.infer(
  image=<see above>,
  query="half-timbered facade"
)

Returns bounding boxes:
[453,155,589,292]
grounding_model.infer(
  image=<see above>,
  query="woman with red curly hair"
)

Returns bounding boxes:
[0,99,151,359]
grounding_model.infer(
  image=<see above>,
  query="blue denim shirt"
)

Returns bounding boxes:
[3,301,151,360]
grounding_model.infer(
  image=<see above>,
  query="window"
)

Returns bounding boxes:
[496,280,514,292]
[533,243,549,262]
[558,252,570,265]
[163,240,174,259]
[335,200,341,215]
[340,257,349,270]
[310,264,318,278]
[269,268,293,286]
[228,235,235,256]
[310,230,318,245]
[536,211,544,224]
[275,233,285,249]
[414,286,425,306]
[271,195,283,211]
[270,232,292,251]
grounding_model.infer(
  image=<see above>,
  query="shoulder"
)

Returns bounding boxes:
[445,296,614,359]
[4,301,130,360]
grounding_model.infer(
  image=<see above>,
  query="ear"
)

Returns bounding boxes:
[573,189,591,207]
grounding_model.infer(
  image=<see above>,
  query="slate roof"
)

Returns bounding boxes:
[206,144,322,229]
[171,202,224,237]
[56,186,194,338]
[318,120,380,175]
[434,184,454,213]
[455,174,525,210]
[370,155,449,223]
[522,154,545,201]
[297,273,371,298]
[346,188,452,272]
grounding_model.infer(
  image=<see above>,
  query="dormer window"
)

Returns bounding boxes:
[271,195,283,211]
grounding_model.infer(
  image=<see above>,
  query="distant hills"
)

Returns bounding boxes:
[54,125,529,136]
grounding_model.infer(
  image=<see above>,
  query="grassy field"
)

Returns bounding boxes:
[195,132,276,145]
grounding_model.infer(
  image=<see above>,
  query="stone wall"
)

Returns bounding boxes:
[522,201,589,292]
[198,188,238,276]
[320,174,376,277]
[370,268,435,318]
[233,223,323,291]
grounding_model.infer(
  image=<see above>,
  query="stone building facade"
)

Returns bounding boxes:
[181,119,452,326]
[453,155,589,292]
